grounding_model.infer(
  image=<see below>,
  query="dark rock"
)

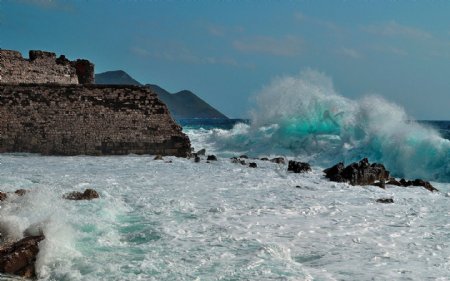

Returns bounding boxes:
[194,156,201,163]
[64,188,99,200]
[323,162,346,182]
[376,198,394,204]
[153,155,163,160]
[14,189,27,196]
[270,157,285,164]
[387,178,402,186]
[260,157,269,161]
[324,158,390,186]
[399,178,413,187]
[0,235,45,279]
[239,155,248,159]
[412,179,438,192]
[288,161,311,173]
[207,155,217,161]
[196,149,206,156]
[249,162,257,168]
[0,192,6,201]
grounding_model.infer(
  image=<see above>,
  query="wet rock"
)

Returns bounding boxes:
[399,178,413,187]
[14,189,27,196]
[196,148,206,156]
[207,155,217,161]
[260,157,269,161]
[288,161,311,173]
[376,198,394,204]
[153,155,163,160]
[387,178,402,186]
[231,157,246,165]
[324,158,390,186]
[270,157,285,164]
[412,179,438,192]
[64,188,99,200]
[239,155,248,159]
[249,162,257,168]
[0,192,7,201]
[0,235,45,279]
[194,156,201,163]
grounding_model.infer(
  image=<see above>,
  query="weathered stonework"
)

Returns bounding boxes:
[0,84,191,156]
[0,49,94,84]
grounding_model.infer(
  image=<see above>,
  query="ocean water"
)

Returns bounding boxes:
[0,71,449,280]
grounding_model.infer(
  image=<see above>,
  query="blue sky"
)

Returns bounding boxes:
[1,0,449,119]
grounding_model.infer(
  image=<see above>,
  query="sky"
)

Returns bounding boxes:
[1,0,449,120]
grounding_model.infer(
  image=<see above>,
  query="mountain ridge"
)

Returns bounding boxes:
[95,70,227,119]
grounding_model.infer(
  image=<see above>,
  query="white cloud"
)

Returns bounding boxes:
[130,44,250,68]
[362,21,432,40]
[233,36,303,57]
[338,47,363,59]
[369,45,408,56]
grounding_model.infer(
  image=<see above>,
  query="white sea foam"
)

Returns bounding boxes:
[0,154,449,280]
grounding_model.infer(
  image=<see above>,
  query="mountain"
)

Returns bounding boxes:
[95,70,228,119]
[95,70,141,86]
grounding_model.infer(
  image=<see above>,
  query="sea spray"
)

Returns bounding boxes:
[192,70,450,181]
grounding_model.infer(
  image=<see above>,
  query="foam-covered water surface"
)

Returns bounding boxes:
[0,154,449,280]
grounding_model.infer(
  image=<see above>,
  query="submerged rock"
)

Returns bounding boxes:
[207,155,217,161]
[196,149,206,156]
[194,156,201,163]
[0,235,45,279]
[270,157,285,164]
[324,158,389,186]
[64,188,99,200]
[249,162,257,168]
[288,161,311,173]
[376,198,394,204]
[153,155,163,160]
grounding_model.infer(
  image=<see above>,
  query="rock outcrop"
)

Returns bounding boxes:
[324,158,390,185]
[64,189,99,200]
[0,235,45,279]
[288,161,311,173]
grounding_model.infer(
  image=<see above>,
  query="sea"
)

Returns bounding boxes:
[0,71,449,280]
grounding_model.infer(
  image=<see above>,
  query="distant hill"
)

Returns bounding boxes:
[95,70,141,86]
[95,70,227,119]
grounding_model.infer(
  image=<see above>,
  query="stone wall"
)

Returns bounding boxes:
[0,50,94,84]
[0,84,191,156]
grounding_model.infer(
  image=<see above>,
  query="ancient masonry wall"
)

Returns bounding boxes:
[0,84,191,156]
[0,50,94,84]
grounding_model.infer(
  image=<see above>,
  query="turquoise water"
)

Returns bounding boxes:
[1,70,449,280]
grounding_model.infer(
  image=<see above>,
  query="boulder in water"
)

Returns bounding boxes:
[153,155,163,160]
[324,158,390,186]
[376,198,394,204]
[207,155,217,161]
[0,192,6,201]
[412,179,438,192]
[249,162,257,168]
[270,157,285,164]
[196,148,206,156]
[64,188,99,200]
[0,235,45,278]
[288,161,311,173]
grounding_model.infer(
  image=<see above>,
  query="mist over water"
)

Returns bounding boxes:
[194,70,450,182]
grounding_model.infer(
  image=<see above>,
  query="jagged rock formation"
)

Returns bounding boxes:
[0,235,45,278]
[0,49,191,156]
